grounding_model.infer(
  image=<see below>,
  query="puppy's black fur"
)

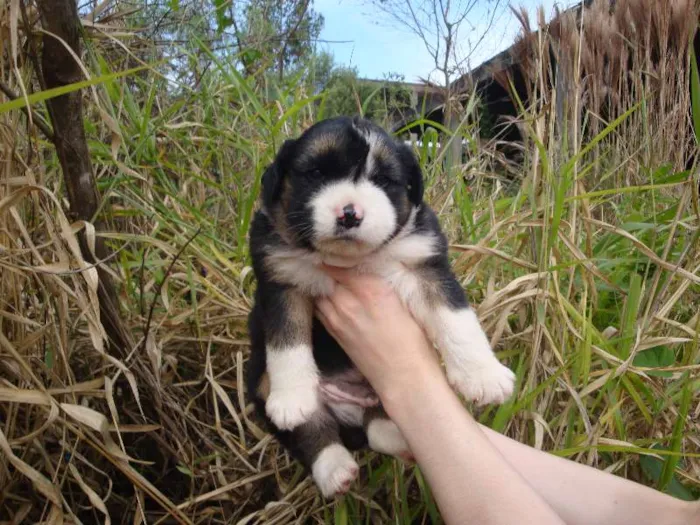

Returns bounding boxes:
[245,116,511,497]
[247,117,436,446]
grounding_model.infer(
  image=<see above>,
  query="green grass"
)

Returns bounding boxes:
[1,10,699,525]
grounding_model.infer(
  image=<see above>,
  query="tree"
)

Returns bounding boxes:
[36,0,132,354]
[368,0,505,167]
[103,0,323,88]
[234,0,324,81]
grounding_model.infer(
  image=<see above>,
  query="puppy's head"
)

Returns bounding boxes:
[261,116,424,259]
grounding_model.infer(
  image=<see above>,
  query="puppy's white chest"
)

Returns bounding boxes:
[265,249,333,296]
[265,233,437,300]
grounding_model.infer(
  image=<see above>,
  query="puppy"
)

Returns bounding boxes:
[246,116,515,498]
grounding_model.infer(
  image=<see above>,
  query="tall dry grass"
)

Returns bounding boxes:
[0,0,699,523]
[506,0,699,173]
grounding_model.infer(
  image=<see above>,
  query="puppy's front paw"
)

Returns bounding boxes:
[312,444,359,498]
[447,359,516,406]
[266,384,319,430]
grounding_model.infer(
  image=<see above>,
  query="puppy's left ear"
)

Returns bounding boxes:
[398,144,424,205]
[261,139,296,210]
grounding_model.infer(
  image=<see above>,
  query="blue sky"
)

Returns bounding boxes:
[315,0,574,82]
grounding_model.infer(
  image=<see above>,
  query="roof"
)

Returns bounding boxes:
[450,1,589,93]
[359,77,444,95]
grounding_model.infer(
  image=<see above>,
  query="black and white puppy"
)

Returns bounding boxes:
[247,116,515,498]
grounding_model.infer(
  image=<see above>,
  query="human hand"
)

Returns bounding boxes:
[314,265,444,404]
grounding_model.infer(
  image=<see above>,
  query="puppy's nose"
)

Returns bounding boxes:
[336,204,363,229]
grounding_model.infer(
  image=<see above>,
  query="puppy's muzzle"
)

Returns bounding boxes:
[336,204,363,229]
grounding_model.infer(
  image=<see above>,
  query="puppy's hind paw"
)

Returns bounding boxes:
[447,360,516,406]
[312,444,359,498]
[367,419,412,460]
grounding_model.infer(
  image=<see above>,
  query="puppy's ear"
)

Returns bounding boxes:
[398,144,424,206]
[262,139,296,209]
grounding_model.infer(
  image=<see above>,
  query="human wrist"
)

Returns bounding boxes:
[378,362,450,422]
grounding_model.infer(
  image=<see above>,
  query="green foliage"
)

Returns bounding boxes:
[121,0,323,86]
[321,67,415,127]
[640,448,696,501]
[238,0,324,77]
[69,43,696,518]
[2,1,699,522]
[212,0,233,32]
[690,43,700,144]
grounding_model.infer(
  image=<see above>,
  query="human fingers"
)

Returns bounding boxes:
[315,296,341,334]
[315,299,369,371]
[323,282,368,323]
[320,265,395,307]
[316,292,366,341]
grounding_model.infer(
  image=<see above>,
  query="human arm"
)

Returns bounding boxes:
[477,425,698,525]
[315,265,698,525]
[381,365,565,525]
[315,267,564,525]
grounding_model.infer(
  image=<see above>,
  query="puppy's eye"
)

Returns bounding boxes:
[299,169,321,179]
[375,173,399,188]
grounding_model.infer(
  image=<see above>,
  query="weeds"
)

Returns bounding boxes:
[0,0,698,523]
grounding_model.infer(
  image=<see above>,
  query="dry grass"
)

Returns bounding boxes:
[1,0,699,523]
[508,0,699,171]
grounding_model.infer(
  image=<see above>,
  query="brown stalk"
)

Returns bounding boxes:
[34,0,132,356]
[0,80,54,140]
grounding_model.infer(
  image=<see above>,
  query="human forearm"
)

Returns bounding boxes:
[478,425,697,525]
[313,269,698,525]
[382,372,565,525]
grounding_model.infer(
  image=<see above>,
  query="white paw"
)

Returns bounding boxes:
[447,359,516,406]
[266,385,319,430]
[312,444,359,498]
[367,419,413,461]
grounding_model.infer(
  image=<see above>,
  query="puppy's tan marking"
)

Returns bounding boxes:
[264,289,313,348]
[257,372,271,400]
[306,132,338,158]
[271,178,295,243]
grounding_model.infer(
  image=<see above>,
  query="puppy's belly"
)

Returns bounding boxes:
[320,372,376,428]
[319,369,379,408]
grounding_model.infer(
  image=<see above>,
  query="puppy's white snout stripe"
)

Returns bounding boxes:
[311,180,396,247]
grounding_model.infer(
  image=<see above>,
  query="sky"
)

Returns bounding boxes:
[315,0,576,83]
